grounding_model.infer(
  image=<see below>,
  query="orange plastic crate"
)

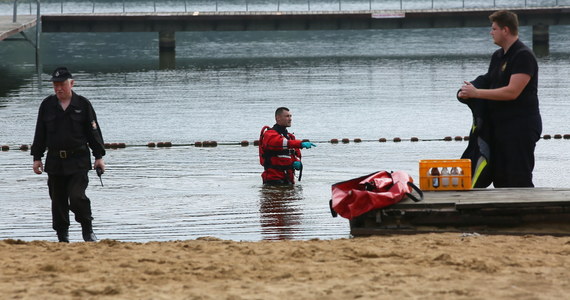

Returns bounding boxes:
[419,159,472,191]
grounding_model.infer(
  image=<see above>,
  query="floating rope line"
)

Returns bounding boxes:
[3,134,569,152]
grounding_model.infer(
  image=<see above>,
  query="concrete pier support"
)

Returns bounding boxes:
[159,31,175,52]
[532,24,549,57]
[159,31,175,69]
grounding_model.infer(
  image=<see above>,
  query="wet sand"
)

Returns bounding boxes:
[1,233,569,299]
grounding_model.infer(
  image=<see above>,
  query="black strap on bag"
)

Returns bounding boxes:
[329,199,338,218]
[405,182,423,202]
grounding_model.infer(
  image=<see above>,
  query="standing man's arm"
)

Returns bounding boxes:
[85,101,106,172]
[459,73,531,101]
[263,132,302,150]
[31,104,46,174]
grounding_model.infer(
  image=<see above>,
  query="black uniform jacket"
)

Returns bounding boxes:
[31,91,105,175]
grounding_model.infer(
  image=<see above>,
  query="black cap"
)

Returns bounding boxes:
[50,67,73,82]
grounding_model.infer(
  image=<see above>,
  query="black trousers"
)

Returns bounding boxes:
[491,115,542,188]
[47,171,93,232]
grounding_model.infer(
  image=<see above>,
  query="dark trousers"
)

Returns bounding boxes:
[491,115,542,188]
[47,171,93,232]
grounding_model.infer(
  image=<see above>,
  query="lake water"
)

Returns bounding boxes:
[1,2,570,242]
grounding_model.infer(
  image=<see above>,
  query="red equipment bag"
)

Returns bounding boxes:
[329,170,423,219]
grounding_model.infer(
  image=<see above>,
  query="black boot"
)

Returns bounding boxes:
[57,229,69,243]
[81,222,97,242]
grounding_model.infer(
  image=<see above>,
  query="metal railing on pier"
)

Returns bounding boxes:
[8,0,570,15]
[12,0,40,22]
[10,1,40,47]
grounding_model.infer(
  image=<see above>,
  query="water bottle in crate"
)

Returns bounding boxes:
[419,159,471,191]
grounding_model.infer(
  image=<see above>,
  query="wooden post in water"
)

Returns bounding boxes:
[159,31,176,69]
[532,24,549,57]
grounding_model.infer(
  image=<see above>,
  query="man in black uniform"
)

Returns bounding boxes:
[458,10,542,187]
[31,67,106,242]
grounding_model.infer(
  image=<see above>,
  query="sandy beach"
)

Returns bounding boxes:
[1,233,569,299]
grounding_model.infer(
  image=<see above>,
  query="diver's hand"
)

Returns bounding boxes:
[301,142,316,149]
[292,161,302,170]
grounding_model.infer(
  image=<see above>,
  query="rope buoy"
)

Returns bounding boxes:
[8,133,570,153]
[202,141,218,147]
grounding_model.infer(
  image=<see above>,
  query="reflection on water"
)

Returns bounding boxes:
[259,185,303,240]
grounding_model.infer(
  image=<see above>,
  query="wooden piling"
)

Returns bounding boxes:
[533,24,549,57]
[159,31,175,69]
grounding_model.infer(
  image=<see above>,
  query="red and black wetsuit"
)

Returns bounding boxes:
[259,124,302,184]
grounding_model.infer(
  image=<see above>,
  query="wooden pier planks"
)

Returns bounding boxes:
[0,15,37,41]
[349,188,570,236]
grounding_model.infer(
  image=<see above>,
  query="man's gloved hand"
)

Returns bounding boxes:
[292,161,302,170]
[301,142,316,149]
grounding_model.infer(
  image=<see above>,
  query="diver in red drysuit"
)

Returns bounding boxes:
[259,107,316,185]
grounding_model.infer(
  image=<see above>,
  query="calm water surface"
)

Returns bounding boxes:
[1,9,570,242]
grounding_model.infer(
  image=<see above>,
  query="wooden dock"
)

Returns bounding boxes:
[349,188,570,236]
[0,15,37,41]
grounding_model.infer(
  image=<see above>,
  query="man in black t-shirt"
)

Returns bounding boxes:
[458,10,542,187]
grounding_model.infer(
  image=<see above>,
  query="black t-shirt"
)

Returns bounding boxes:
[481,39,540,120]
